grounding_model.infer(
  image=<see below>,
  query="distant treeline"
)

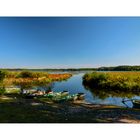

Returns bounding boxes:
[97,66,140,71]
[0,68,97,72]
[1,65,140,71]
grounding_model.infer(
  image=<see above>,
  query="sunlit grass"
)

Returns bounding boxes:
[83,72,140,91]
[0,70,72,95]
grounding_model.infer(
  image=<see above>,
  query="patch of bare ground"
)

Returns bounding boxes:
[0,94,140,123]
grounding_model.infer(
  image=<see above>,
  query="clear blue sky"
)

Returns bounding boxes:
[0,17,140,68]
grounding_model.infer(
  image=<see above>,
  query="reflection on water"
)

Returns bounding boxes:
[82,74,140,108]
[83,85,140,108]
[51,73,94,103]
[18,72,140,108]
[50,73,140,107]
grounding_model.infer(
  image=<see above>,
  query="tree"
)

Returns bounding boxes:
[17,71,34,78]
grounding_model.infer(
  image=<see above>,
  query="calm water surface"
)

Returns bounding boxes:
[49,73,140,108]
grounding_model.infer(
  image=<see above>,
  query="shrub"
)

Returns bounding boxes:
[0,70,7,82]
[0,87,6,94]
[17,71,34,78]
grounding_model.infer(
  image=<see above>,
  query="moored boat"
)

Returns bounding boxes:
[77,93,85,100]
[24,90,85,102]
[25,94,36,99]
[122,99,140,109]
[132,100,140,109]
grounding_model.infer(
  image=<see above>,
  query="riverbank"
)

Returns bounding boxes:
[0,70,72,94]
[0,94,140,123]
[83,72,140,92]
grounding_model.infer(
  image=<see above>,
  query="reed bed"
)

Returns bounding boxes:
[0,71,72,91]
[83,72,140,91]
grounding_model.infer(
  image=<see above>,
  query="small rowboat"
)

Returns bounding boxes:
[77,93,85,100]
[52,94,78,103]
[25,94,36,99]
[122,99,140,109]
[24,91,85,102]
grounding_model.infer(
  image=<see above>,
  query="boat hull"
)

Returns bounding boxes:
[24,91,85,102]
[132,100,140,109]
[77,93,85,100]
[133,103,140,109]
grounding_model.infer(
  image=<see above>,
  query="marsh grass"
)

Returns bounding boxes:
[83,72,140,91]
[0,71,72,93]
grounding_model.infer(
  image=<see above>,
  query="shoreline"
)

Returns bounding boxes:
[0,94,140,123]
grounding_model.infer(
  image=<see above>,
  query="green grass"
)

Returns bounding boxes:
[83,72,140,92]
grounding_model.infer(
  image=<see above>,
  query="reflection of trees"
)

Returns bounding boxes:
[83,81,140,100]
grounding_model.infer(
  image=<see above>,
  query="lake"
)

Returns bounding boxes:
[47,72,140,108]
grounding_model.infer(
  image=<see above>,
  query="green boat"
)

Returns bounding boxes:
[25,91,85,102]
[52,94,78,103]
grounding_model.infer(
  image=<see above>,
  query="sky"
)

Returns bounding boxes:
[0,17,140,68]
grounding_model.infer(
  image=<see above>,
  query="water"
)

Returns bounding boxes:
[47,72,140,108]
[52,73,94,103]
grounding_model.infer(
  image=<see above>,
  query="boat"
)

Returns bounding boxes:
[25,94,36,99]
[52,94,78,103]
[43,91,69,98]
[24,90,85,102]
[61,91,69,96]
[122,99,140,109]
[77,93,85,100]
[132,100,140,109]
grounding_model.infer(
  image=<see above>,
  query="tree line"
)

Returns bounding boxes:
[1,65,140,71]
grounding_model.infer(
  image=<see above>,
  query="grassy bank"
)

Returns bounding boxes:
[0,70,72,93]
[83,72,140,92]
[4,73,72,86]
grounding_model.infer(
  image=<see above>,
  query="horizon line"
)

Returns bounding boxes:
[0,65,140,69]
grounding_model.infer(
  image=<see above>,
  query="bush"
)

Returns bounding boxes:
[83,72,108,87]
[17,71,34,78]
[0,87,6,94]
[0,70,7,82]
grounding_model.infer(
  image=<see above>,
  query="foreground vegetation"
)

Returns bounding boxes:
[83,72,140,92]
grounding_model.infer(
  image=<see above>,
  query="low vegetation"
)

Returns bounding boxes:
[0,70,72,94]
[83,72,140,92]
